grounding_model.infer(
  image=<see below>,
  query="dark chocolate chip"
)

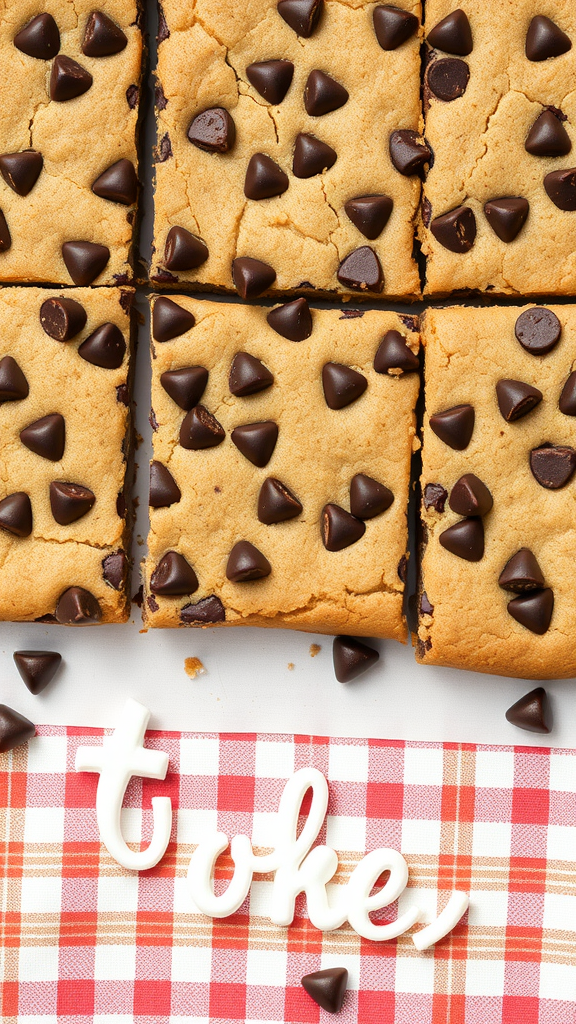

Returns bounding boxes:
[344,194,393,239]
[157,2,169,42]
[78,323,126,369]
[258,477,303,524]
[530,443,576,488]
[61,241,110,285]
[149,461,181,507]
[322,362,367,409]
[430,206,476,252]
[0,150,43,196]
[153,296,195,342]
[507,589,554,634]
[430,404,474,450]
[389,129,432,175]
[398,554,408,582]
[181,595,225,624]
[149,407,158,430]
[246,60,294,103]
[484,197,529,242]
[496,379,542,421]
[40,297,86,341]
[161,366,208,410]
[420,591,434,615]
[164,226,208,271]
[0,356,29,401]
[0,493,32,537]
[559,370,576,415]
[50,481,95,525]
[267,298,312,341]
[232,257,276,298]
[155,83,167,109]
[229,352,274,396]
[14,14,60,59]
[117,492,126,517]
[301,968,348,1013]
[0,210,11,252]
[439,517,484,561]
[321,504,365,551]
[427,9,473,54]
[340,309,364,319]
[158,132,172,162]
[515,307,561,355]
[50,55,93,101]
[525,110,571,156]
[544,167,576,210]
[277,0,323,37]
[180,406,225,450]
[304,70,348,116]
[350,474,393,519]
[244,153,289,200]
[13,651,61,695]
[55,587,102,625]
[147,595,159,613]
[505,687,551,732]
[102,551,126,590]
[226,540,271,581]
[0,705,35,752]
[187,108,236,152]
[426,57,470,101]
[20,414,65,461]
[372,5,418,50]
[449,473,493,517]
[126,84,138,108]
[150,551,199,595]
[231,421,278,467]
[374,330,419,374]
[92,159,137,205]
[82,11,128,56]
[333,636,379,684]
[423,483,448,512]
[422,196,432,227]
[525,15,571,61]
[337,247,383,292]
[499,548,545,593]
[293,133,337,177]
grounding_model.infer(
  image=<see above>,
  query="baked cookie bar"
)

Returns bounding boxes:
[152,0,424,300]
[0,287,133,623]
[144,296,420,637]
[421,1,576,295]
[0,2,141,284]
[418,304,576,678]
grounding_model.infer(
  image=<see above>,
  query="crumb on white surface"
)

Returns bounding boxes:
[184,657,206,679]
[309,644,321,657]
[287,662,295,670]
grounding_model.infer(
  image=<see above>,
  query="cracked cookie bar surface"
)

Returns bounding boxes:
[418,305,576,679]
[145,296,420,637]
[152,0,423,299]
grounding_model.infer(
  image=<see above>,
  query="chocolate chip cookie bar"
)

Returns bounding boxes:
[418,304,576,678]
[0,287,133,623]
[144,296,420,637]
[421,2,576,295]
[0,3,141,284]
[152,1,423,299]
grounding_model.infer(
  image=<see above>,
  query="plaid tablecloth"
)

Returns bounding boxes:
[1,726,575,1023]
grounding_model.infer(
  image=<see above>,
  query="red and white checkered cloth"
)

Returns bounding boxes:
[2,726,576,1023]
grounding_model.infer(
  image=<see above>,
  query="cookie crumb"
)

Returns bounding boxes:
[287,662,294,670]
[184,656,205,679]
[309,644,321,657]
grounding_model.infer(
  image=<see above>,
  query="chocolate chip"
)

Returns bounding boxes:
[149,407,158,430]
[14,14,60,59]
[0,493,32,537]
[246,60,294,103]
[163,226,208,271]
[429,404,474,449]
[335,636,380,687]
[423,483,447,512]
[180,406,225,450]
[337,247,383,292]
[267,298,312,341]
[258,477,303,524]
[0,705,35,752]
[544,167,576,210]
[155,83,167,110]
[420,591,434,615]
[55,587,102,625]
[304,70,348,116]
[525,15,571,61]
[82,11,128,56]
[50,55,93,101]
[496,379,542,421]
[161,367,208,410]
[0,356,29,401]
[187,108,236,152]
[439,517,484,561]
[505,687,551,732]
[430,206,476,252]
[126,84,138,108]
[398,554,408,582]
[157,3,169,42]
[372,5,418,50]
[515,307,561,354]
[427,9,473,55]
[150,551,199,595]
[322,362,367,409]
[92,159,138,205]
[229,352,274,396]
[426,58,469,101]
[484,197,529,242]
[350,474,393,519]
[277,0,323,37]
[61,241,110,285]
[117,492,126,517]
[226,540,271,581]
[559,371,576,415]
[498,548,545,592]
[147,595,159,613]
[422,196,432,227]
[232,257,277,298]
[102,551,126,590]
[340,310,364,319]
[231,421,278,466]
[374,330,419,374]
[50,481,95,525]
[244,153,289,200]
[507,589,554,634]
[149,461,181,507]
[20,414,65,461]
[321,504,365,551]
[40,297,86,342]
[389,130,432,175]
[449,474,493,516]
[530,443,576,488]
[157,133,172,162]
[78,323,126,369]
[0,150,43,196]
[153,296,195,342]
[301,968,348,1013]
[181,595,225,624]
[344,194,393,239]
[13,651,61,694]
[293,133,337,177]
[525,110,571,156]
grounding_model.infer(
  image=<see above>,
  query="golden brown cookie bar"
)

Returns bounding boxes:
[0,3,141,285]
[144,296,420,637]
[420,1,576,296]
[152,0,423,300]
[418,304,576,679]
[0,286,134,623]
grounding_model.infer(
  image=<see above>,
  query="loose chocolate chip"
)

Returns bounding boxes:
[102,551,126,590]
[515,307,561,354]
[389,130,432,175]
[164,226,208,271]
[374,330,419,374]
[427,9,473,55]
[525,110,571,156]
[293,133,337,177]
[321,503,365,551]
[430,206,476,252]
[50,55,93,101]
[229,352,274,396]
[525,15,571,61]
[544,167,576,211]
[530,443,576,489]
[126,84,138,108]
[40,297,86,341]
[484,197,529,243]
[150,551,199,595]
[499,548,545,593]
[301,968,348,1013]
[439,517,484,561]
[92,159,138,205]
[0,493,32,537]
[423,483,447,512]
[78,323,126,369]
[180,405,225,450]
[149,461,181,507]
[277,0,323,37]
[350,473,393,519]
[559,371,576,415]
[14,14,60,59]
[55,587,102,625]
[0,705,35,752]
[244,153,289,200]
[181,595,225,624]
[304,70,348,116]
[0,150,43,196]
[187,108,236,152]
[158,132,172,162]
[449,474,493,517]
[337,247,383,292]
[344,194,393,239]
[0,210,12,252]
[429,404,474,450]
[322,362,367,409]
[153,296,195,343]
[20,414,65,461]
[426,58,470,101]
[505,687,551,732]
[50,481,95,525]
[334,636,379,685]
[82,11,128,56]
[226,540,271,582]
[372,5,418,50]
[246,60,294,103]
[267,298,312,341]
[496,379,542,422]
[231,421,278,466]
[0,356,29,401]
[507,589,554,634]
[258,477,303,524]
[161,366,208,410]
[232,257,277,298]
[61,241,110,285]
[13,651,61,695]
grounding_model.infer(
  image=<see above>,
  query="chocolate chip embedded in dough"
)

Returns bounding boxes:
[344,194,393,239]
[92,159,138,205]
[374,330,419,374]
[13,651,61,694]
[246,60,294,103]
[293,133,337,177]
[427,9,473,55]
[304,70,348,116]
[160,367,208,410]
[231,421,278,467]
[337,247,383,292]
[449,474,493,517]
[82,11,128,56]
[389,130,432,175]
[181,595,226,624]
[152,296,195,342]
[55,587,102,625]
[530,443,576,489]
[102,551,127,590]
[543,167,576,210]
[229,352,274,397]
[40,297,86,341]
[258,477,303,524]
[244,153,289,200]
[78,323,126,369]
[429,404,474,450]
[150,551,199,596]
[267,298,312,341]
[14,14,60,59]
[484,197,529,242]
[499,548,545,593]
[0,151,43,196]
[0,705,35,752]
[226,540,271,582]
[187,108,236,152]
[0,356,29,401]
[50,481,95,525]
[430,205,476,252]
[322,362,367,409]
[61,241,110,285]
[525,110,571,156]
[149,461,181,507]
[505,687,551,732]
[20,414,65,461]
[426,58,470,101]
[0,211,10,252]
[232,257,277,298]
[50,55,93,101]
[507,589,554,635]
[525,15,571,61]
[439,517,484,561]
[179,406,225,450]
[496,379,542,421]
[0,493,32,537]
[301,968,348,1013]
[321,503,365,551]
[163,226,208,271]
[277,0,323,38]
[423,483,447,513]
[372,5,418,50]
[349,474,393,519]
[559,371,576,415]
[515,307,561,354]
